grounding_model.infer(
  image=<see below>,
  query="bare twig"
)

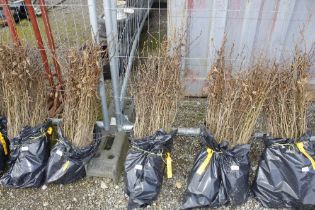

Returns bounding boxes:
[265,49,313,138]
[0,44,48,138]
[131,39,183,138]
[206,43,277,146]
[62,44,103,148]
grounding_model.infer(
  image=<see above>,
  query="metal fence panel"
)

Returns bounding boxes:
[168,0,315,96]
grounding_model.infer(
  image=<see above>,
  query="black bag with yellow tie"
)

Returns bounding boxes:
[124,129,177,210]
[45,125,100,184]
[0,116,9,173]
[181,127,251,209]
[253,135,315,209]
[0,121,52,188]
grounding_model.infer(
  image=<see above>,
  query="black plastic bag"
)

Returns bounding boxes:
[0,116,9,172]
[0,122,52,188]
[46,125,100,184]
[253,135,315,209]
[124,129,177,209]
[181,128,250,209]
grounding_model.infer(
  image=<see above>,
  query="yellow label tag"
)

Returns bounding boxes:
[47,127,53,135]
[62,160,70,172]
[296,142,315,170]
[0,132,8,156]
[197,148,214,175]
[166,152,172,179]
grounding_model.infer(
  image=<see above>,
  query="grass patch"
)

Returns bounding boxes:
[0,12,90,48]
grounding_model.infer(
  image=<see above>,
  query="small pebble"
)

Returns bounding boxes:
[41,185,47,190]
[101,181,107,189]
[43,202,49,207]
[175,181,182,189]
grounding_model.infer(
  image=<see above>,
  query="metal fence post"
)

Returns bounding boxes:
[0,0,21,46]
[24,0,55,88]
[88,0,99,44]
[120,3,152,111]
[39,0,63,86]
[103,0,122,130]
[88,0,110,131]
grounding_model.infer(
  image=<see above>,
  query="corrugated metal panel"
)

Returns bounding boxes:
[168,0,315,96]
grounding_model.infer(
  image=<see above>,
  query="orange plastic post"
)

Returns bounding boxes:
[38,0,63,86]
[24,0,54,87]
[0,0,21,45]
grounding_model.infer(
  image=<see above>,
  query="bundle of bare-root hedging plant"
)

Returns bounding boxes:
[62,44,102,148]
[0,46,8,174]
[206,54,277,146]
[0,44,52,188]
[125,40,182,209]
[0,71,4,117]
[131,40,182,138]
[264,50,312,138]
[0,44,48,138]
[45,44,103,185]
[252,49,315,209]
[181,45,279,209]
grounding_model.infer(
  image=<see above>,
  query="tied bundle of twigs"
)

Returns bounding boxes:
[265,49,313,138]
[0,63,3,116]
[62,44,102,148]
[206,47,277,146]
[131,40,182,138]
[0,44,48,138]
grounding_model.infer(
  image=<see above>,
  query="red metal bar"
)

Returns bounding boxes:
[24,0,54,87]
[0,0,21,45]
[38,0,63,86]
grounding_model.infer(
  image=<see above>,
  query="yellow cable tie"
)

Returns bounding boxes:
[62,160,70,172]
[296,142,315,170]
[0,132,8,156]
[47,127,53,135]
[166,152,172,179]
[197,148,214,175]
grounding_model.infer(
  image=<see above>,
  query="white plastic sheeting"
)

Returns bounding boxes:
[168,0,315,96]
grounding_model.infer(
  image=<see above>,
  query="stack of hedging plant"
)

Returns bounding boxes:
[206,47,277,146]
[264,49,312,138]
[62,44,102,148]
[131,40,182,138]
[0,44,48,138]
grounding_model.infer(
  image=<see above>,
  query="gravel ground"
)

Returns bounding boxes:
[0,99,289,210]
[1,1,313,210]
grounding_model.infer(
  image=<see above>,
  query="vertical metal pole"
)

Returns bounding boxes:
[88,0,99,44]
[24,0,55,88]
[110,0,119,57]
[88,0,110,131]
[103,0,122,130]
[0,0,21,46]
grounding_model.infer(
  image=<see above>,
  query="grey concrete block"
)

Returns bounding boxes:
[86,131,129,183]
